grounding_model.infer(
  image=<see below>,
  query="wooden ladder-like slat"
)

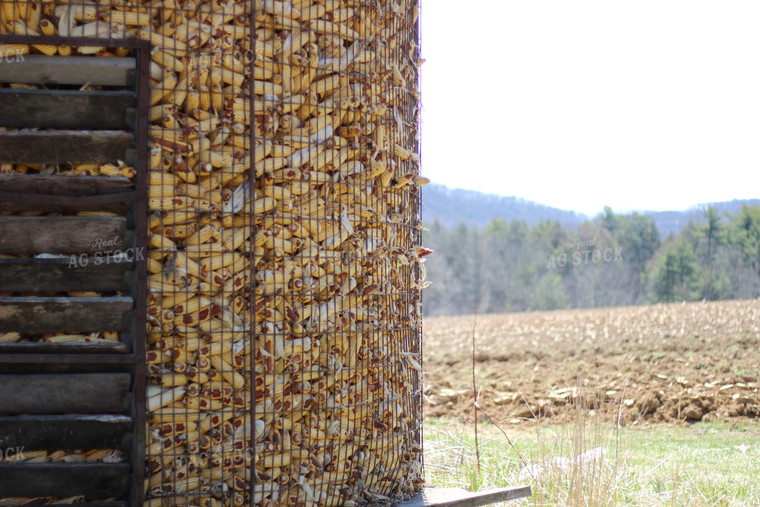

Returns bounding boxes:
[0,257,134,293]
[0,47,148,505]
[0,174,136,213]
[0,130,136,164]
[0,415,133,451]
[0,216,129,254]
[0,55,136,86]
[0,463,131,498]
[0,89,136,129]
[0,56,138,165]
[0,296,133,334]
[0,373,132,414]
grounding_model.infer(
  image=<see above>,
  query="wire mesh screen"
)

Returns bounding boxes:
[1,0,424,505]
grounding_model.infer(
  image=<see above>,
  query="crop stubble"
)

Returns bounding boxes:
[424,300,760,426]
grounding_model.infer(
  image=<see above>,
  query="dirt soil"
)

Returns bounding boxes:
[423,300,760,426]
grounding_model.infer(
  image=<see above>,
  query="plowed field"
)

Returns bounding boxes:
[423,300,760,425]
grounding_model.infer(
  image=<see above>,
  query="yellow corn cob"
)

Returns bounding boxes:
[0,332,21,343]
[108,10,151,25]
[24,1,41,31]
[0,0,20,23]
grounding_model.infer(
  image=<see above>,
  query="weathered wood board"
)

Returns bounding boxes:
[0,373,131,414]
[0,55,135,86]
[0,342,130,356]
[0,296,133,333]
[0,415,132,451]
[0,216,127,254]
[0,89,135,129]
[0,174,133,195]
[0,130,134,164]
[0,174,134,212]
[0,463,131,497]
[0,258,134,292]
[396,486,532,507]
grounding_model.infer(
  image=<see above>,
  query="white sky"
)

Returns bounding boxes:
[419,1,760,217]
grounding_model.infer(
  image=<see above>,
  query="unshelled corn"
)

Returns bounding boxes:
[1,0,427,504]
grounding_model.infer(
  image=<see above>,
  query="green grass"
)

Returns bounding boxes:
[423,418,760,506]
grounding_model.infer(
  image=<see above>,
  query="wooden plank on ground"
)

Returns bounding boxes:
[0,89,135,129]
[0,296,133,333]
[0,55,135,86]
[0,216,126,254]
[0,130,134,164]
[0,415,132,451]
[0,373,131,414]
[0,463,130,497]
[396,486,532,507]
[0,257,134,292]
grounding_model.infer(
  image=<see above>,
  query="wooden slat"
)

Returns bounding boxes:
[0,55,135,86]
[0,174,132,195]
[0,174,134,212]
[397,487,532,507]
[0,199,127,214]
[0,258,134,292]
[0,463,130,497]
[16,503,128,507]
[0,296,133,333]
[0,354,135,373]
[20,503,128,507]
[0,373,131,414]
[0,130,134,164]
[0,216,126,254]
[0,415,132,451]
[0,342,129,355]
[0,89,135,129]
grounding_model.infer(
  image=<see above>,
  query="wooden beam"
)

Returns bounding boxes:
[0,55,135,86]
[0,174,133,195]
[0,130,134,164]
[0,258,134,292]
[396,486,532,507]
[0,216,127,254]
[0,199,127,214]
[0,415,132,451]
[0,373,131,414]
[0,342,130,355]
[0,89,136,129]
[0,463,130,497]
[0,296,133,333]
[0,354,135,373]
[0,174,134,212]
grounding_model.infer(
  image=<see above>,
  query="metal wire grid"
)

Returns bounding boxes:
[1,1,423,505]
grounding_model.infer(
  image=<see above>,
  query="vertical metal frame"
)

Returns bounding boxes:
[248,4,258,507]
[130,41,151,507]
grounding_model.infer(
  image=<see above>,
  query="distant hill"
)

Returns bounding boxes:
[421,184,760,238]
[421,184,588,229]
[645,200,760,237]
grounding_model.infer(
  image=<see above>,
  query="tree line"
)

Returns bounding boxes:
[422,205,760,316]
